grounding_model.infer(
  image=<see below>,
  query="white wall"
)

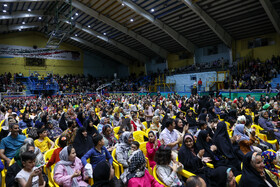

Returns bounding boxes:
[166,71,217,92]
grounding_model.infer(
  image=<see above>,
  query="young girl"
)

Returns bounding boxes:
[34,128,55,154]
[146,131,161,168]
[15,151,45,187]
[155,145,184,187]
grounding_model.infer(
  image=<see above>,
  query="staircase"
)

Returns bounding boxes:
[270,74,280,88]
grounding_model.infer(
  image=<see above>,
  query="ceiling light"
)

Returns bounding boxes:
[4,4,7,7]
[19,29,21,31]
[3,10,6,13]
[28,9,31,12]
[130,18,134,22]
[75,12,78,16]
[103,33,106,35]
[122,3,124,6]
[75,34,77,36]
[71,17,74,20]
[151,8,154,12]
[87,25,91,28]
[22,22,25,24]
[39,17,42,20]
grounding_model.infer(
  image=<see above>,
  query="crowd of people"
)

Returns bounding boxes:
[0,91,279,187]
[224,55,280,91]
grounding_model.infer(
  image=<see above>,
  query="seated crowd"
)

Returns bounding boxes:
[0,92,279,187]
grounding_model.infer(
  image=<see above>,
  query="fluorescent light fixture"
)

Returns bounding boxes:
[75,12,78,16]
[39,17,42,20]
[27,9,31,12]
[3,10,6,13]
[122,3,124,6]
[75,34,77,36]
[103,32,106,35]
[22,21,25,24]
[87,25,91,28]
[151,8,154,12]
[4,4,7,7]
[71,17,74,20]
[19,29,21,31]
[130,18,134,22]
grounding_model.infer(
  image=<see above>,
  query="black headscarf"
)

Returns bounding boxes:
[198,108,207,121]
[77,112,85,127]
[59,113,68,131]
[92,161,111,187]
[175,118,184,133]
[210,166,233,187]
[213,122,235,159]
[239,152,277,187]
[208,106,217,120]
[86,119,99,137]
[178,133,203,173]
[73,127,94,158]
[196,130,218,161]
[186,110,197,128]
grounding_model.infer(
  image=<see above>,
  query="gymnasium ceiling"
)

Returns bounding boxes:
[0,0,279,65]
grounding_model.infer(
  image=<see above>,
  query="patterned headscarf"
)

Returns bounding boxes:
[121,150,146,184]
[261,151,280,179]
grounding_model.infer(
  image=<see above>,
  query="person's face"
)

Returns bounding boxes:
[178,120,183,128]
[105,128,112,136]
[82,130,87,137]
[227,170,236,187]
[179,113,184,119]
[23,159,35,171]
[104,118,109,124]
[272,158,277,165]
[10,125,20,135]
[202,124,207,130]
[131,144,138,152]
[206,134,211,142]
[28,146,35,153]
[41,131,47,137]
[252,155,265,174]
[188,111,192,116]
[263,112,269,118]
[89,121,93,127]
[199,177,207,187]
[25,113,29,119]
[128,135,133,144]
[185,138,194,149]
[68,148,76,162]
[99,138,105,146]
[148,133,156,143]
[132,116,137,121]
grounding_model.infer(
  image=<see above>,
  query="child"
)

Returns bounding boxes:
[194,120,207,138]
[15,151,45,187]
[128,141,140,157]
[34,128,55,154]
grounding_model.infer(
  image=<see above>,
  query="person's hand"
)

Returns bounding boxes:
[177,136,183,144]
[183,124,189,133]
[210,145,217,152]
[72,170,81,178]
[274,129,279,132]
[31,167,42,177]
[169,163,179,172]
[154,140,158,148]
[6,158,11,166]
[198,149,205,158]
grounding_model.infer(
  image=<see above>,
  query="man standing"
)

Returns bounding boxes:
[198,78,202,92]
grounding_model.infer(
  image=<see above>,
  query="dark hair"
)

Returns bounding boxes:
[165,118,174,128]
[131,141,140,149]
[186,176,203,187]
[67,145,74,155]
[58,135,67,148]
[21,151,36,162]
[37,128,46,136]
[148,131,156,136]
[67,120,74,128]
[155,145,172,165]
[9,123,19,129]
[92,134,103,146]
[198,120,206,129]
